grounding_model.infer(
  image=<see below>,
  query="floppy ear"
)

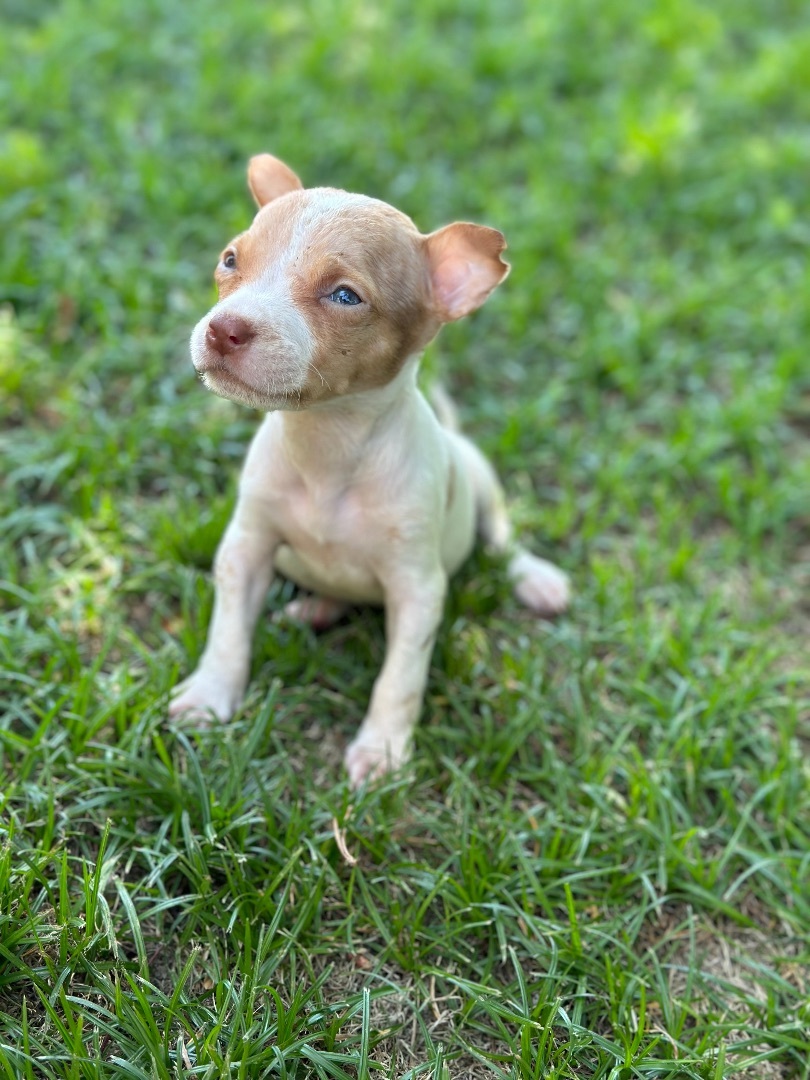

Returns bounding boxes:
[424,222,510,322]
[247,154,304,207]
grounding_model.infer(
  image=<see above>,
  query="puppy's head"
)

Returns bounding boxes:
[190,154,510,411]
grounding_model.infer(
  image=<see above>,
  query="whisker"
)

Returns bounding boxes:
[308,362,331,391]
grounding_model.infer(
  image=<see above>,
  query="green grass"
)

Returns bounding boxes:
[1,0,809,1075]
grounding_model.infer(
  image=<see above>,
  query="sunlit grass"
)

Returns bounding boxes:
[1,0,809,1076]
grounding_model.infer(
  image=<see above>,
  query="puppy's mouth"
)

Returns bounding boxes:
[196,356,299,411]
[191,339,260,397]
[198,363,248,391]
[192,344,233,376]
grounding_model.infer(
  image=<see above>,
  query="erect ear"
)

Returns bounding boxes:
[424,222,510,322]
[247,154,304,207]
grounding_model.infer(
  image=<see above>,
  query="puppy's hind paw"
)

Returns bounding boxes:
[168,670,243,725]
[509,550,570,617]
[281,594,348,631]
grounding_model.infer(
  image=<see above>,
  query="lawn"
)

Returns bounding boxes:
[1,0,809,1076]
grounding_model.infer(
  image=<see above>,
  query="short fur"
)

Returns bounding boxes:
[171,154,570,785]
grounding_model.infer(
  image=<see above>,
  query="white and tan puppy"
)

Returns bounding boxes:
[170,154,569,786]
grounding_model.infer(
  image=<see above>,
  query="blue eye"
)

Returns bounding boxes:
[328,286,362,305]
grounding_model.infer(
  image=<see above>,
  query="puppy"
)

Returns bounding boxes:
[170,154,569,786]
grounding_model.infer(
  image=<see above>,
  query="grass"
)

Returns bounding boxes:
[1,0,809,1075]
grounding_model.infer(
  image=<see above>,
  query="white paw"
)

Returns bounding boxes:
[168,670,243,724]
[509,550,570,616]
[344,727,412,788]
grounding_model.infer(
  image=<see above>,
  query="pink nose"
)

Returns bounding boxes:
[206,315,255,356]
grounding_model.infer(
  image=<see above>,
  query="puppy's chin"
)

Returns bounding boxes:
[200,367,298,412]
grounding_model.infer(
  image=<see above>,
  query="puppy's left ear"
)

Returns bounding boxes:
[424,222,510,322]
[247,154,304,207]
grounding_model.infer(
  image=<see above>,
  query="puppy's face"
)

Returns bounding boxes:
[190,155,509,412]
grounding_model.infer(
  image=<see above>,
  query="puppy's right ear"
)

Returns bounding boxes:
[247,154,303,207]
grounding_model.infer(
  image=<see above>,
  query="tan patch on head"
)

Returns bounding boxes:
[213,198,303,298]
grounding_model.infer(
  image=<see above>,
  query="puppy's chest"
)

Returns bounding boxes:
[277,480,375,557]
[269,478,388,602]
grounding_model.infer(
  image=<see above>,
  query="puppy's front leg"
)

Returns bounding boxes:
[345,570,447,787]
[170,501,279,723]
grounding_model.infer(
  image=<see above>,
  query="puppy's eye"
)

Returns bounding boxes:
[222,251,237,270]
[328,286,362,306]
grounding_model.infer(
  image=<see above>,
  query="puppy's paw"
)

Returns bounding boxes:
[282,595,348,631]
[509,550,570,617]
[169,670,243,724]
[344,728,411,788]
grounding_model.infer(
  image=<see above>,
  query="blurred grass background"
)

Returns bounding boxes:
[1,0,809,1076]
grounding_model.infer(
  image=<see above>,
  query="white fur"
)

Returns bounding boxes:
[170,164,570,786]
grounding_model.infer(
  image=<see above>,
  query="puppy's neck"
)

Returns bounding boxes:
[279,357,421,480]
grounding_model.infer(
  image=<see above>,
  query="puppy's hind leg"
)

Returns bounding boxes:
[458,436,570,617]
